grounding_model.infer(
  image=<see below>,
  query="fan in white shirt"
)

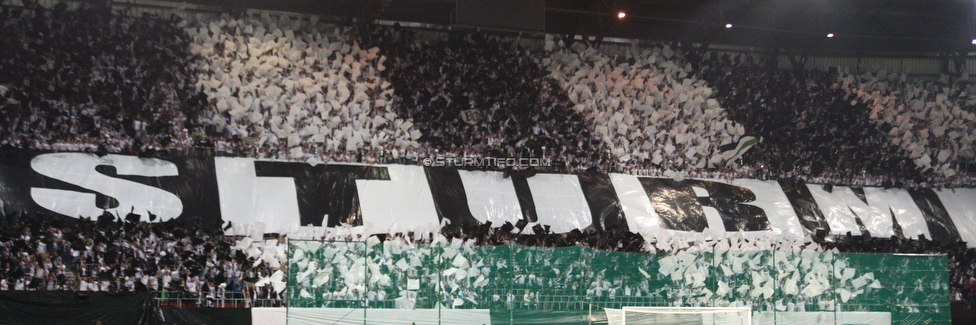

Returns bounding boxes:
[187,278,199,294]
[79,278,91,292]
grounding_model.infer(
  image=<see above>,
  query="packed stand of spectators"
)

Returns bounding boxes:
[1,3,973,188]
[0,2,971,313]
[291,223,947,313]
[185,13,420,164]
[546,43,748,177]
[2,208,972,308]
[291,220,975,309]
[366,28,602,171]
[0,3,200,155]
[699,54,939,188]
[840,70,976,183]
[0,211,288,307]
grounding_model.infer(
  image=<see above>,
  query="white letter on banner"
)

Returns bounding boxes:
[525,174,592,233]
[30,153,182,221]
[807,185,930,238]
[610,173,663,235]
[457,170,524,226]
[727,179,805,240]
[611,175,803,240]
[807,185,869,236]
[215,157,301,234]
[863,187,930,239]
[690,185,728,235]
[937,189,976,247]
[356,165,440,234]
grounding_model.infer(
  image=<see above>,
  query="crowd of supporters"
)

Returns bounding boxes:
[824,235,976,303]
[0,4,201,155]
[699,54,974,188]
[2,209,975,309]
[703,57,916,184]
[373,27,600,171]
[185,13,422,164]
[1,4,973,187]
[544,43,747,178]
[1,2,976,309]
[0,211,287,307]
[842,70,976,181]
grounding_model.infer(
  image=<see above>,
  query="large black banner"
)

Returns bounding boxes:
[0,149,221,229]
[0,148,971,245]
[253,162,390,227]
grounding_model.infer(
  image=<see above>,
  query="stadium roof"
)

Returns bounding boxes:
[180,0,972,56]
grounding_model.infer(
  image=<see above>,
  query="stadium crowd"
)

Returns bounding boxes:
[842,70,976,179]
[0,3,200,155]
[545,43,746,176]
[1,5,973,187]
[0,211,289,307]
[375,27,601,172]
[824,235,976,304]
[185,13,424,164]
[2,208,972,310]
[0,2,975,310]
[699,54,975,188]
[703,57,916,184]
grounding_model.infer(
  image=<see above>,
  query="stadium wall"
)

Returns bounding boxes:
[0,291,152,325]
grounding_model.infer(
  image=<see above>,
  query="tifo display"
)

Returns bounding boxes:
[285,240,947,324]
[0,2,972,325]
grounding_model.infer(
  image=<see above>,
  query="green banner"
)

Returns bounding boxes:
[287,240,948,324]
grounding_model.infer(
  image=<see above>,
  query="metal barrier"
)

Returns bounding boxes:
[152,291,285,308]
